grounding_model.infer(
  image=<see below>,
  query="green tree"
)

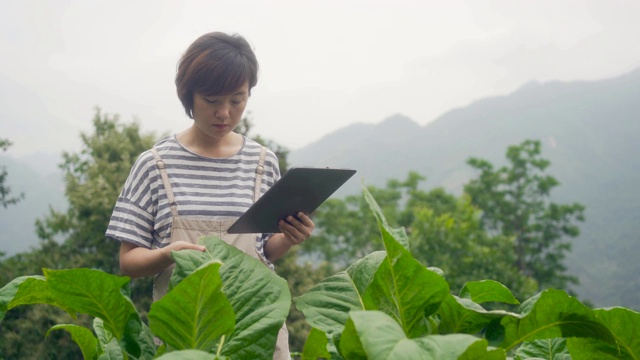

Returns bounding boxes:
[464,139,585,291]
[0,110,158,359]
[409,194,537,298]
[0,138,25,208]
[35,109,158,274]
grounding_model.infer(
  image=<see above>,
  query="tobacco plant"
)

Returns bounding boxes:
[1,187,639,359]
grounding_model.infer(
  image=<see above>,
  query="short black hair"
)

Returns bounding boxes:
[175,32,258,118]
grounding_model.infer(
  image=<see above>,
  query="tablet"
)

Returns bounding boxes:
[227,167,357,234]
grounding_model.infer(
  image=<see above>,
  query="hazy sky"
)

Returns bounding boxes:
[1,0,639,157]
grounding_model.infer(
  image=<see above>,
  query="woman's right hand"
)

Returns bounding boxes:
[160,241,206,259]
[119,240,206,278]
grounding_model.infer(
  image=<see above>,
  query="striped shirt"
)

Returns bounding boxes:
[106,134,280,261]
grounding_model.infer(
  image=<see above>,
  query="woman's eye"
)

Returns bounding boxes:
[205,98,217,104]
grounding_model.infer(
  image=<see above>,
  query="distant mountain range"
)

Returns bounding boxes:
[1,68,638,310]
[290,68,640,310]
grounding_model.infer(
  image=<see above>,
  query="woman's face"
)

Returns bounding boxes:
[191,82,249,141]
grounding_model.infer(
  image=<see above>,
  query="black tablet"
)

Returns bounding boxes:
[227,167,357,234]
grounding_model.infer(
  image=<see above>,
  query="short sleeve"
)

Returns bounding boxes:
[106,151,158,248]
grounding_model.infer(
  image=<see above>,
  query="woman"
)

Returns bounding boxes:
[106,32,314,359]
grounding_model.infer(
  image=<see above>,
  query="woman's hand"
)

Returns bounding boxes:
[264,212,315,261]
[161,241,206,259]
[120,240,206,278]
[278,212,315,245]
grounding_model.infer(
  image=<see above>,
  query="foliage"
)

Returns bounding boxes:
[293,186,640,359]
[34,108,158,275]
[0,109,158,359]
[307,171,536,298]
[0,138,25,208]
[408,195,538,300]
[464,139,585,290]
[0,237,290,359]
[1,188,639,359]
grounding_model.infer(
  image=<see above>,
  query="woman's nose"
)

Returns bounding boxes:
[214,103,230,120]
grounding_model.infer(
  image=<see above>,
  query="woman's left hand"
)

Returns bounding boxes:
[279,212,315,246]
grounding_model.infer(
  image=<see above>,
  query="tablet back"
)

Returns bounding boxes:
[227,167,356,234]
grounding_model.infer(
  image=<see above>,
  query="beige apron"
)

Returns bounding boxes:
[150,147,290,360]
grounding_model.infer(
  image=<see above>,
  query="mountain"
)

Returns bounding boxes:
[290,68,640,310]
[0,154,68,256]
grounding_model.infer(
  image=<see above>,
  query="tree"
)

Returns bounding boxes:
[408,194,537,299]
[306,171,537,299]
[35,109,158,274]
[0,110,158,359]
[464,139,585,291]
[0,138,25,208]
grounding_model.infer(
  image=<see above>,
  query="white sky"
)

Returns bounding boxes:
[1,0,640,156]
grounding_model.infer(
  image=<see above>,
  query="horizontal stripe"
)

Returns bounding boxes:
[106,134,280,260]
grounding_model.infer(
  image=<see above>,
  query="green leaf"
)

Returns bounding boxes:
[0,275,75,320]
[170,237,291,359]
[42,268,137,338]
[42,268,143,357]
[436,294,516,335]
[98,338,125,360]
[363,186,450,337]
[136,322,157,360]
[154,349,221,359]
[459,280,520,305]
[294,252,386,336]
[491,289,616,351]
[340,310,505,360]
[515,338,571,360]
[566,307,640,359]
[47,324,100,360]
[363,184,410,250]
[302,327,332,360]
[94,317,114,350]
[148,261,234,352]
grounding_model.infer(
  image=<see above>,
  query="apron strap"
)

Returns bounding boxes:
[253,146,267,203]
[150,148,179,219]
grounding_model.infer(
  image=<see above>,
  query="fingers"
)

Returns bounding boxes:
[279,212,315,245]
[170,241,206,252]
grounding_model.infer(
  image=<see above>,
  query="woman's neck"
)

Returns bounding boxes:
[177,125,243,158]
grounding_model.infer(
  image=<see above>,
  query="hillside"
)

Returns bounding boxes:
[0,154,67,256]
[290,68,640,309]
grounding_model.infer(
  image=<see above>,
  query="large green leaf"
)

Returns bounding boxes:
[47,324,100,360]
[489,289,616,351]
[148,261,234,352]
[170,237,290,360]
[459,280,520,305]
[515,338,571,360]
[437,294,516,335]
[43,268,143,357]
[294,252,386,336]
[0,275,75,321]
[362,187,450,338]
[42,268,135,337]
[340,310,505,360]
[566,307,640,360]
